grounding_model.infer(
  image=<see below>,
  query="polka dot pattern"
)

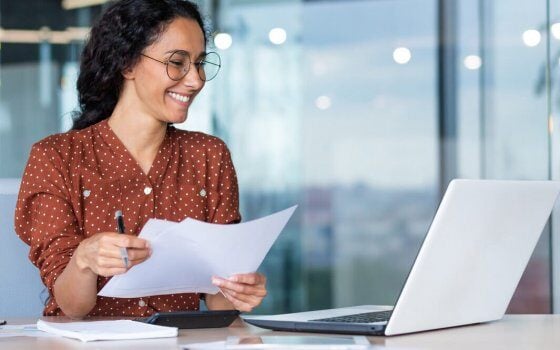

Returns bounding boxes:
[14,119,241,317]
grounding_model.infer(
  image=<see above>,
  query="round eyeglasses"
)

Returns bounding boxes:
[141,50,221,82]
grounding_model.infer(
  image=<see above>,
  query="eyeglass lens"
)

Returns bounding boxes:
[166,51,221,82]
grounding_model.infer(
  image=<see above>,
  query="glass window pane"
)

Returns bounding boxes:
[457,0,552,313]
[215,0,437,313]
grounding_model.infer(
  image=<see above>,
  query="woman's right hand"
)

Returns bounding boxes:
[74,232,151,277]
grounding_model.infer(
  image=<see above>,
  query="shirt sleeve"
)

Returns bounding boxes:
[14,142,82,294]
[208,142,241,224]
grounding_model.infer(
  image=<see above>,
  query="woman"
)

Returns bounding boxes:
[14,0,266,318]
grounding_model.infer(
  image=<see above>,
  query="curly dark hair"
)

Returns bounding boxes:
[72,0,207,130]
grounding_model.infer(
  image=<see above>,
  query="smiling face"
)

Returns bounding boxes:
[122,17,206,125]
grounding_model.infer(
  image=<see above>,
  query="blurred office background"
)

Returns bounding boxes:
[1,0,560,316]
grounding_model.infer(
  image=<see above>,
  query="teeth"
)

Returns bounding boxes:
[168,92,190,103]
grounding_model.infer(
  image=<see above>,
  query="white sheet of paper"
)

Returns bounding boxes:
[0,324,57,338]
[98,205,297,298]
[36,320,177,342]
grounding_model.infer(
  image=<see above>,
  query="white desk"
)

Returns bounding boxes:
[1,315,559,349]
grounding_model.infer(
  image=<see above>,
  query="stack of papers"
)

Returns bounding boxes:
[36,320,177,342]
[99,206,297,298]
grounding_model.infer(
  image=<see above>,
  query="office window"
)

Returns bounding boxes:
[457,0,553,313]
[213,0,438,313]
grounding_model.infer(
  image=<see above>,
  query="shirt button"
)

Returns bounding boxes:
[138,299,146,307]
[144,187,152,195]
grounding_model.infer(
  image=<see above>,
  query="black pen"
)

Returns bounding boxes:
[115,210,129,268]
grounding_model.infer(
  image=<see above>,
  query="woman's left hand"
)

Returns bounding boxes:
[211,273,267,312]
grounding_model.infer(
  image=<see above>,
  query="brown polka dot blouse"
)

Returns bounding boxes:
[14,119,241,316]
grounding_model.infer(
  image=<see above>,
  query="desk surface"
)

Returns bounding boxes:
[1,315,559,349]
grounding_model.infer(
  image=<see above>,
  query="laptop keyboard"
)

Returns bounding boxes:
[311,310,392,324]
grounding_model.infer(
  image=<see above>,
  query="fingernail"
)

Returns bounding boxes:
[212,278,221,286]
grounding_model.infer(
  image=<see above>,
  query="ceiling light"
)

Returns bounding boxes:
[522,29,541,47]
[268,28,287,45]
[393,47,411,64]
[214,33,233,50]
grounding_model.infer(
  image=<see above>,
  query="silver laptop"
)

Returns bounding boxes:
[243,179,560,336]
